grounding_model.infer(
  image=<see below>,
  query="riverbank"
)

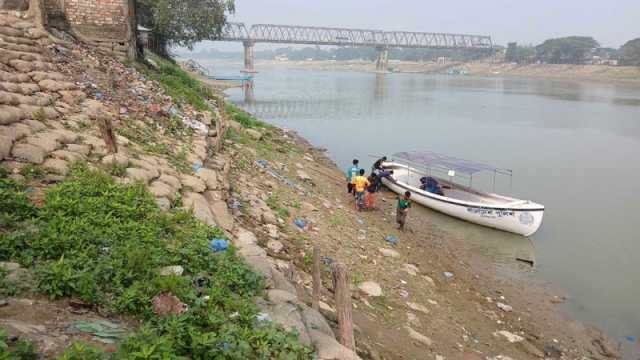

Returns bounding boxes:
[194,58,640,83]
[221,116,622,359]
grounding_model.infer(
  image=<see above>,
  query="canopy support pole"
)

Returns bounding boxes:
[493,170,496,192]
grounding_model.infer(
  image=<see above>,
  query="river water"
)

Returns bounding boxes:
[216,62,640,348]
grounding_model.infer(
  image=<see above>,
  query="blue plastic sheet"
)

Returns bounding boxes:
[209,238,228,253]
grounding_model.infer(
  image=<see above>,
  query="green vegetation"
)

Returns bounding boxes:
[19,165,45,181]
[0,167,312,359]
[620,38,640,66]
[116,115,192,173]
[225,103,268,129]
[137,0,235,55]
[142,53,216,112]
[0,330,39,360]
[265,193,290,220]
[535,36,600,64]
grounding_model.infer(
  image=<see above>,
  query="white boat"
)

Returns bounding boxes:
[380,151,544,236]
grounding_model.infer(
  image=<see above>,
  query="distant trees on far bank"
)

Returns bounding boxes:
[620,38,640,66]
[505,36,640,66]
[535,37,599,64]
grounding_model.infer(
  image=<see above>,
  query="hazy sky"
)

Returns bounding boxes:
[216,0,639,49]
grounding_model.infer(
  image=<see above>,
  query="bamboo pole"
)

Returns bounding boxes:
[332,262,355,351]
[312,246,321,311]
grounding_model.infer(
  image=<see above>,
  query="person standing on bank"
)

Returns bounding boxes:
[353,169,371,211]
[396,191,412,230]
[346,159,361,195]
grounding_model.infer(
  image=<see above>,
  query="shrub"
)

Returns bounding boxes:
[0,165,313,359]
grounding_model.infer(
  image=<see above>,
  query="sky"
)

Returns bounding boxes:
[206,0,639,51]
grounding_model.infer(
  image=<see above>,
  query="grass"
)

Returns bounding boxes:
[265,193,290,221]
[0,166,313,359]
[142,53,217,113]
[0,330,38,360]
[224,103,270,129]
[19,164,45,181]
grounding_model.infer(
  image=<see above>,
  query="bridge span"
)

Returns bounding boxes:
[216,23,493,72]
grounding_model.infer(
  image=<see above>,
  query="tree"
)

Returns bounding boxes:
[535,36,599,64]
[137,0,235,56]
[620,38,640,66]
[505,42,518,63]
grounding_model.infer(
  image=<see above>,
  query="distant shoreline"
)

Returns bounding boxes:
[188,57,640,84]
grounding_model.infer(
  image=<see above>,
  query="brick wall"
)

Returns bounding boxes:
[45,0,129,45]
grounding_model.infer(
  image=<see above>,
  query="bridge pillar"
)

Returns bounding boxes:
[242,41,257,73]
[375,47,389,73]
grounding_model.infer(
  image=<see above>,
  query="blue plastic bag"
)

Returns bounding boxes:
[209,238,228,253]
[294,219,307,229]
[385,235,398,244]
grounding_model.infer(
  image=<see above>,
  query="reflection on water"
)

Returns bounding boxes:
[221,63,640,344]
[411,204,537,273]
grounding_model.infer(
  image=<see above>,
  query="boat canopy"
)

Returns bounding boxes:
[392,151,512,177]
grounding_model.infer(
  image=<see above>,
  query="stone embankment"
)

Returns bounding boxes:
[0,7,357,359]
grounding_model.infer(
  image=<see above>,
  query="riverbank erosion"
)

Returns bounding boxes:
[0,8,622,359]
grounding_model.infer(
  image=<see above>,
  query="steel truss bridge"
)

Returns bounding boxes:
[216,23,493,72]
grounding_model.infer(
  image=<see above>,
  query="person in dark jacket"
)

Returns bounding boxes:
[372,156,388,172]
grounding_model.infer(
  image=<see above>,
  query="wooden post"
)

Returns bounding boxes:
[312,246,321,311]
[126,0,138,61]
[332,263,355,351]
[99,114,118,154]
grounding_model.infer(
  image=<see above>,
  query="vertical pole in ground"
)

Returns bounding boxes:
[332,262,355,351]
[312,246,321,311]
[126,0,138,61]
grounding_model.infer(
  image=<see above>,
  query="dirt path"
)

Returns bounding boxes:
[226,126,621,360]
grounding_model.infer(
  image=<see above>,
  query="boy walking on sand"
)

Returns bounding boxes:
[352,169,370,211]
[396,191,412,230]
[346,159,360,195]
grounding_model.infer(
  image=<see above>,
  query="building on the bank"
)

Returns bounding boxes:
[44,0,135,58]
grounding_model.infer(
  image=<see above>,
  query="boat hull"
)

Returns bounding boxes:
[382,175,544,237]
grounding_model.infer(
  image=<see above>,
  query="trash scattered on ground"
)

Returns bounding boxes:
[256,159,306,192]
[356,218,365,225]
[256,312,271,322]
[193,162,202,173]
[71,320,127,344]
[385,235,399,244]
[497,302,513,312]
[399,290,409,298]
[626,336,637,342]
[152,292,188,317]
[496,330,524,343]
[159,265,184,276]
[294,218,307,229]
[515,257,535,266]
[321,256,335,265]
[444,272,454,280]
[209,238,229,253]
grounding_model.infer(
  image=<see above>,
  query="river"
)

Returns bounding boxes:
[214,62,640,350]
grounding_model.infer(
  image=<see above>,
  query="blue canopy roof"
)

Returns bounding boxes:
[393,151,512,176]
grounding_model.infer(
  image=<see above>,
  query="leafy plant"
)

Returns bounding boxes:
[0,165,313,358]
[0,330,38,360]
[224,103,268,129]
[19,165,45,181]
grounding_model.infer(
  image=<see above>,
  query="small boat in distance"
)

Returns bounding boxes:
[381,151,544,236]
